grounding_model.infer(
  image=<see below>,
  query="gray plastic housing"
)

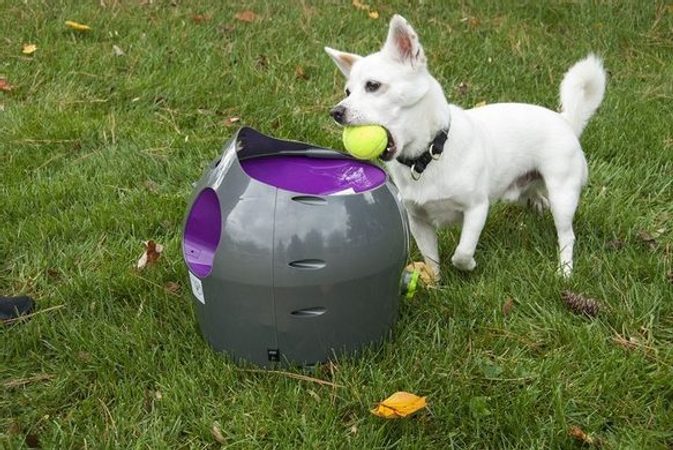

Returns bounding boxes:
[183,127,409,367]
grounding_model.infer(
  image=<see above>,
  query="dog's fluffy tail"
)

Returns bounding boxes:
[559,53,607,137]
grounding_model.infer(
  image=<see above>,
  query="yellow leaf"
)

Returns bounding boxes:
[352,0,369,11]
[404,261,437,287]
[368,10,379,19]
[65,20,92,31]
[370,391,427,419]
[474,100,487,108]
[22,43,37,55]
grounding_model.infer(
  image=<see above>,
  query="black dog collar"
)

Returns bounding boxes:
[396,126,450,180]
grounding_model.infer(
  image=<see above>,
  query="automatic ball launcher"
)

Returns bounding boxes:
[182,127,415,367]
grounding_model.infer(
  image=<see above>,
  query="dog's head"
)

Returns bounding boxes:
[325,14,433,161]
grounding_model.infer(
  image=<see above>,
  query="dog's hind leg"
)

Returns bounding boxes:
[546,179,581,277]
[408,213,441,280]
[521,181,549,215]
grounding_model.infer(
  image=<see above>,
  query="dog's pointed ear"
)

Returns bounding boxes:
[382,14,426,67]
[324,47,362,77]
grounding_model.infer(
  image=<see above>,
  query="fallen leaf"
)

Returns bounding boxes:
[154,390,163,400]
[112,44,125,56]
[352,0,368,11]
[370,391,427,419]
[136,240,163,270]
[22,43,37,55]
[192,14,212,24]
[568,425,598,446]
[295,65,308,80]
[164,281,181,294]
[474,100,487,108]
[65,20,92,31]
[255,54,268,69]
[223,116,240,126]
[0,78,14,92]
[404,261,437,287]
[211,422,226,444]
[637,228,664,250]
[348,424,357,434]
[144,179,159,192]
[368,10,379,19]
[502,297,514,317]
[456,81,469,96]
[612,334,640,350]
[8,419,21,436]
[606,238,624,250]
[234,10,258,23]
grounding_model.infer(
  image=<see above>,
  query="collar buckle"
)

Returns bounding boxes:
[428,143,441,160]
[410,164,422,180]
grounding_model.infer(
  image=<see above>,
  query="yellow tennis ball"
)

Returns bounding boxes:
[342,125,388,160]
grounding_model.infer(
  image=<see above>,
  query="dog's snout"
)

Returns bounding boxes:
[330,105,346,124]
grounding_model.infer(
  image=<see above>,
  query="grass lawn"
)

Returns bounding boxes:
[2,0,672,448]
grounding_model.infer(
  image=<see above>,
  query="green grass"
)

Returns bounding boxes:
[1,0,672,448]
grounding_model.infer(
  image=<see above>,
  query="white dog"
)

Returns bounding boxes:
[325,14,606,279]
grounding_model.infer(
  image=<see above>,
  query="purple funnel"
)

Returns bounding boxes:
[183,188,221,277]
[240,155,386,195]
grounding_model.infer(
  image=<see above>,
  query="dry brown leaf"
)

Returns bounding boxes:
[223,116,240,126]
[22,43,37,55]
[352,0,369,11]
[164,281,181,295]
[606,238,624,250]
[211,422,226,444]
[474,100,487,108]
[7,419,21,436]
[612,334,640,350]
[371,391,428,419]
[234,10,258,23]
[568,425,598,446]
[65,20,92,31]
[404,261,437,287]
[192,14,212,24]
[0,78,14,92]
[295,65,308,80]
[368,10,379,19]
[637,229,656,246]
[502,297,514,317]
[456,81,469,96]
[137,240,163,270]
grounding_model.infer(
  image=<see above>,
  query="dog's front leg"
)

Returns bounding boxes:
[408,213,441,280]
[451,201,489,271]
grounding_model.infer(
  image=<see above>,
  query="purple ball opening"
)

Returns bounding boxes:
[240,155,386,196]
[183,188,222,277]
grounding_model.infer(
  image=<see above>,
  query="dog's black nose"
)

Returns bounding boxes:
[330,105,346,124]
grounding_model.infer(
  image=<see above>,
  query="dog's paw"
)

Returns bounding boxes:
[451,252,476,271]
[557,262,573,278]
[526,194,549,215]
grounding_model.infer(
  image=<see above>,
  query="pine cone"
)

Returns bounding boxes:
[561,291,601,318]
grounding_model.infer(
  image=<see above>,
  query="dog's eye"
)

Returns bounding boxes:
[365,81,381,92]
[345,88,351,96]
